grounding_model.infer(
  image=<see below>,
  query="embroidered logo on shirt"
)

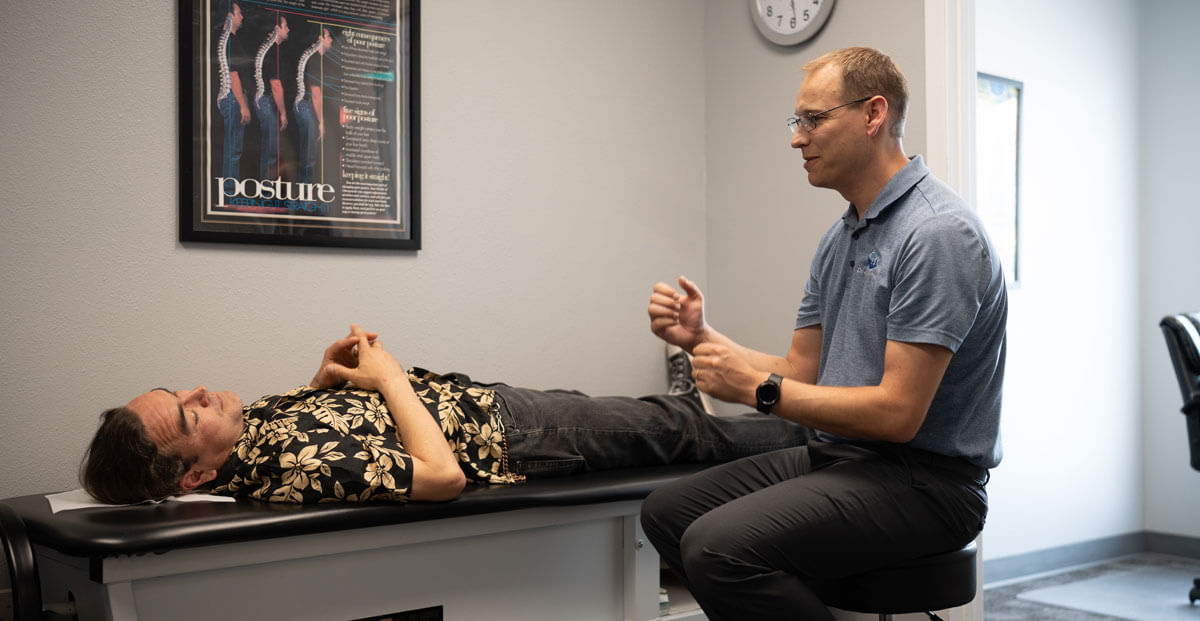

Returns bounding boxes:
[867,248,881,270]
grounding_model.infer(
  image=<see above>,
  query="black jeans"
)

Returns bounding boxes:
[491,384,812,478]
[640,440,988,620]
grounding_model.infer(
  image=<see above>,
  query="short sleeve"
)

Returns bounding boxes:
[794,271,823,330]
[886,214,993,352]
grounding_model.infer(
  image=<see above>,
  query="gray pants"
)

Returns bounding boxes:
[490,383,812,478]
[640,440,988,620]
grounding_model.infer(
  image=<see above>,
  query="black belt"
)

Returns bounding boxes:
[907,447,989,485]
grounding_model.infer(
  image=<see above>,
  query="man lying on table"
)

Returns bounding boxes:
[80,324,810,504]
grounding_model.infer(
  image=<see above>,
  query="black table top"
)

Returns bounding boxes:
[0,463,707,558]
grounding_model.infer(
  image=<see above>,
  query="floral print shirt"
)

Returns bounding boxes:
[210,368,520,503]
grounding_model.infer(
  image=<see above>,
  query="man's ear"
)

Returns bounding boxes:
[179,467,217,491]
[864,95,890,137]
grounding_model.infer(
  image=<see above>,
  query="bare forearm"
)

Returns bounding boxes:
[318,324,467,501]
[755,339,949,442]
[378,377,464,500]
[699,328,800,380]
[694,336,944,442]
[737,345,794,378]
[767,382,923,442]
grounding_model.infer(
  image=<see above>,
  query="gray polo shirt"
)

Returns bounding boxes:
[794,156,1007,468]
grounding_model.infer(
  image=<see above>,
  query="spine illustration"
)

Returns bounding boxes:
[254,30,279,102]
[295,40,321,107]
[217,17,232,101]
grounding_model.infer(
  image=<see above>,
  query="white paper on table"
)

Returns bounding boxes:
[45,488,236,513]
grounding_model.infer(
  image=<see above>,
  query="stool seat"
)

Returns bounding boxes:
[809,542,978,617]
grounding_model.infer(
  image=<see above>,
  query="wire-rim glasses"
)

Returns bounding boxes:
[786,96,873,134]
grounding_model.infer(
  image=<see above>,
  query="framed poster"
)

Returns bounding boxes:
[976,72,1021,283]
[179,0,419,249]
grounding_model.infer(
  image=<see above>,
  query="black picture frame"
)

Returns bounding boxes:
[179,0,419,250]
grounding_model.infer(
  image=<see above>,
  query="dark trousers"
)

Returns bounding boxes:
[640,440,988,620]
[491,384,812,478]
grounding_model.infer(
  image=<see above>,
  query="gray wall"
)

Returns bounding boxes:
[0,1,708,499]
[1141,0,1200,539]
[8,0,1192,569]
[0,0,945,503]
[702,0,929,403]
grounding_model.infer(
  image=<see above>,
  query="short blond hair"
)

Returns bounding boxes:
[801,47,908,138]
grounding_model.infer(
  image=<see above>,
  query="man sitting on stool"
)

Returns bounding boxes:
[641,47,1007,620]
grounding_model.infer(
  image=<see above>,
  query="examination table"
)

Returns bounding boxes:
[2,464,709,621]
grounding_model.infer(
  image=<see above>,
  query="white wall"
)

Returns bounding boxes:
[1140,0,1200,538]
[975,0,1143,558]
[0,1,708,499]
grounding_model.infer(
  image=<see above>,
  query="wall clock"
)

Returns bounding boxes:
[749,0,836,46]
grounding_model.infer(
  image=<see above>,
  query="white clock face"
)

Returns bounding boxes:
[757,0,824,35]
[751,0,835,46]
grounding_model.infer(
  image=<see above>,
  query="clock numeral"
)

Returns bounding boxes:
[756,0,831,40]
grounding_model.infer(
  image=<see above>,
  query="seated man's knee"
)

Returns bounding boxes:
[640,486,677,545]
[678,512,756,585]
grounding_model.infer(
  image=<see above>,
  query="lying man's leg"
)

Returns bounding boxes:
[492,383,811,478]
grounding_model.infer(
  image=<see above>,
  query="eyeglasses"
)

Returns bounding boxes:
[787,96,873,134]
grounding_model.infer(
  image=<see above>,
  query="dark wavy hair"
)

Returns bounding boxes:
[79,406,194,504]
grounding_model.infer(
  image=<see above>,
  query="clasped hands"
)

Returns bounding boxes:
[310,323,408,393]
[648,276,764,406]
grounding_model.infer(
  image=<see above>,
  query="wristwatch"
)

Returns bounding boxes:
[755,373,783,414]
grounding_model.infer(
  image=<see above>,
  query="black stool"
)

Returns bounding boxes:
[809,541,978,621]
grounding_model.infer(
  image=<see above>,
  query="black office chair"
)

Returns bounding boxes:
[1159,311,1200,604]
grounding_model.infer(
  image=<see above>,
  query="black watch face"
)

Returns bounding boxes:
[757,381,780,404]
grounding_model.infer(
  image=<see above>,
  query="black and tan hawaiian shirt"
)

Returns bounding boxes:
[210,368,520,503]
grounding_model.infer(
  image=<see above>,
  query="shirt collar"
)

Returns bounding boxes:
[841,155,930,229]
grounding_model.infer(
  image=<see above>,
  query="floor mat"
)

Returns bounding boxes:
[1017,566,1200,621]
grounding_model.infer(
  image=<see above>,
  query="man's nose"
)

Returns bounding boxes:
[791,127,808,149]
[185,385,210,406]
